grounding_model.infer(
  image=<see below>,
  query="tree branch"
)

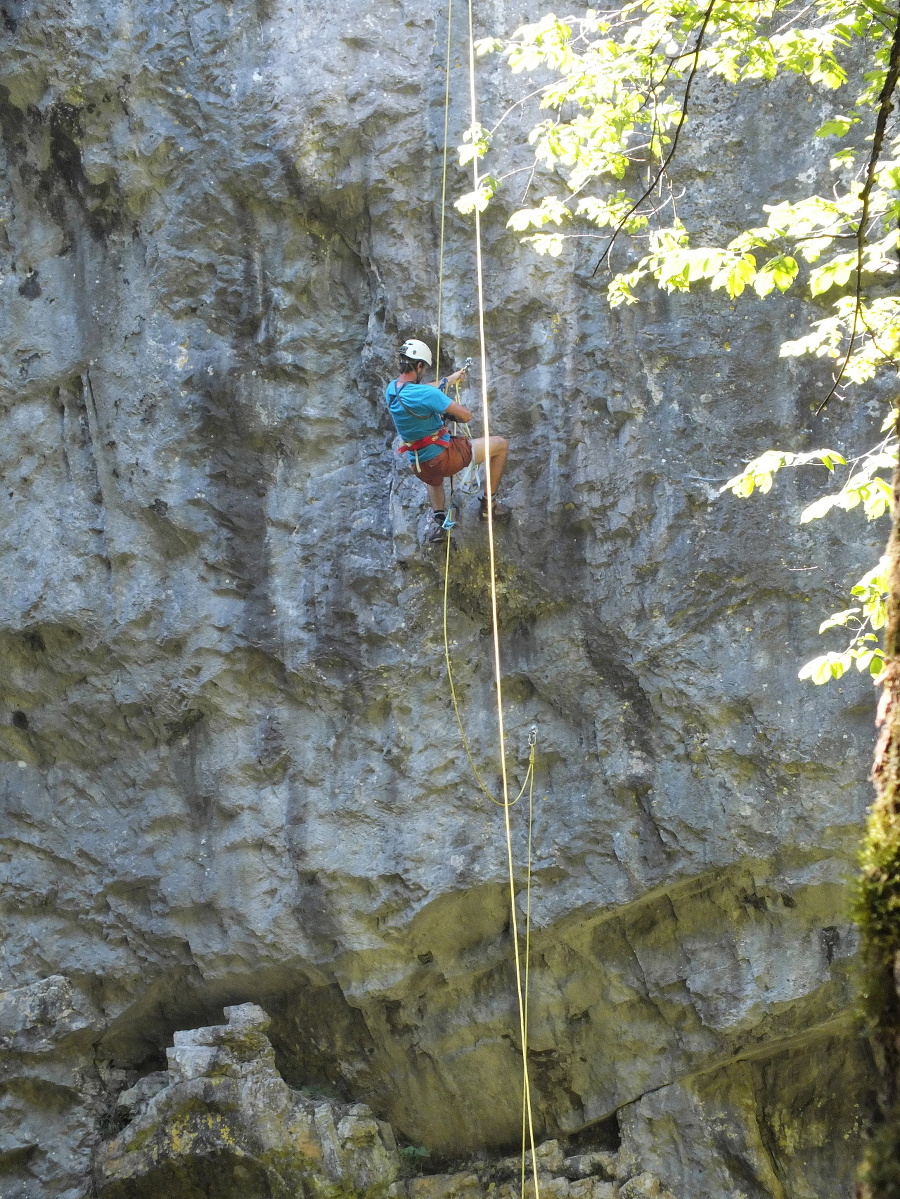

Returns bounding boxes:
[591,0,718,278]
[816,8,900,412]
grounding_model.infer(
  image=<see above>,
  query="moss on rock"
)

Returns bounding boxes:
[443,544,560,630]
[854,461,900,1199]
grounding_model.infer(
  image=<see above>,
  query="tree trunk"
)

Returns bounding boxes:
[858,445,900,1199]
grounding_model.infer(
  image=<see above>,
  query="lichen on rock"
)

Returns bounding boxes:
[96,1007,681,1199]
[96,1003,401,1199]
[0,0,885,1192]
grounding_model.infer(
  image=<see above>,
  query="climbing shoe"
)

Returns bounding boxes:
[425,511,449,544]
[479,496,511,522]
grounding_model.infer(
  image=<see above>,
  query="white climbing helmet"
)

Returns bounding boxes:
[399,338,433,366]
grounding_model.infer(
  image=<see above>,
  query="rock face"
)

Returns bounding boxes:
[0,976,105,1196]
[96,1002,676,1199]
[96,1003,401,1199]
[0,0,882,1194]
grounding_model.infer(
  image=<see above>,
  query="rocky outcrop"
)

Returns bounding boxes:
[0,976,104,1197]
[96,1003,677,1199]
[97,1003,400,1199]
[0,0,883,1193]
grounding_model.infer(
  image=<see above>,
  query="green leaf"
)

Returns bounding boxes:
[753,255,799,297]
[809,252,858,296]
[819,607,861,632]
[862,476,893,520]
[816,115,856,137]
[722,449,846,499]
[721,449,793,497]
[507,199,570,232]
[794,450,847,468]
[508,209,539,232]
[819,452,847,470]
[455,178,497,214]
[800,494,841,523]
[524,233,565,257]
[830,148,857,169]
[711,254,757,298]
[458,124,490,167]
[799,651,852,684]
[607,267,646,308]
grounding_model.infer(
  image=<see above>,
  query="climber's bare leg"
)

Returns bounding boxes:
[470,436,508,496]
[427,482,446,511]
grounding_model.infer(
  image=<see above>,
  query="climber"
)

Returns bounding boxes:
[385,339,509,542]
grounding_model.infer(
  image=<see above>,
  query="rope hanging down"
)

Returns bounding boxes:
[433,3,542,1192]
[442,532,534,808]
[434,0,454,377]
[465,0,541,1173]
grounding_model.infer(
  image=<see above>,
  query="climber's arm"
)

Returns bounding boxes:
[444,399,473,422]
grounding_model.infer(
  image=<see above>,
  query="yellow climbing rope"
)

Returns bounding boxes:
[434,0,454,376]
[442,532,535,808]
[520,756,537,1199]
[432,4,543,1193]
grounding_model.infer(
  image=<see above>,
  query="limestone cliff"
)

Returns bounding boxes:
[0,0,884,1195]
[93,1001,674,1199]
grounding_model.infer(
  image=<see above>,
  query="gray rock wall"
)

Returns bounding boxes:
[0,0,881,1194]
[94,1001,671,1199]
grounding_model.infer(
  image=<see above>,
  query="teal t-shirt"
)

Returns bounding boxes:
[385,380,449,463]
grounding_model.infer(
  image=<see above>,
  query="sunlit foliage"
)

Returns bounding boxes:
[460,0,900,682]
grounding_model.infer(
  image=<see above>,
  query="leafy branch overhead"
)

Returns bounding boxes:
[721,431,895,681]
[463,0,900,390]
[459,0,900,684]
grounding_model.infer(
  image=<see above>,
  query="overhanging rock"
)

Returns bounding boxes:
[96,1004,679,1199]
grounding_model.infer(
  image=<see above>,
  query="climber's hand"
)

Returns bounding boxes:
[449,359,473,385]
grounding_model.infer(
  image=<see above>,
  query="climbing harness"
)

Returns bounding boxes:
[387,381,452,473]
[432,3,543,1193]
[398,429,451,455]
[399,428,452,474]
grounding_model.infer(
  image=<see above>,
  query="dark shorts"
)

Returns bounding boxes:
[411,436,473,486]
